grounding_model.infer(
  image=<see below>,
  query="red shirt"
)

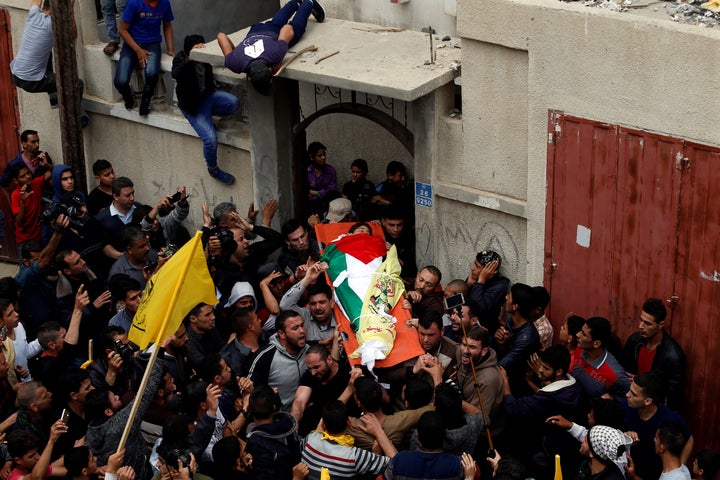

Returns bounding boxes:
[637,345,656,375]
[11,176,45,244]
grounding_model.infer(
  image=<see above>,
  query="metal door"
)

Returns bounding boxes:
[546,111,720,450]
[0,8,21,260]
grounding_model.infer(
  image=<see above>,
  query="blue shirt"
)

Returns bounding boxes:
[122,0,174,45]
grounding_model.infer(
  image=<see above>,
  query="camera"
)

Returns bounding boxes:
[39,194,87,231]
[114,339,135,363]
[166,449,191,470]
[210,227,237,262]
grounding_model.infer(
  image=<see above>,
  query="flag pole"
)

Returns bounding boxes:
[116,232,203,452]
[116,342,161,451]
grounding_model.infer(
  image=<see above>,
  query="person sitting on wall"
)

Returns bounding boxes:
[172,34,240,185]
[114,0,175,116]
[217,0,325,96]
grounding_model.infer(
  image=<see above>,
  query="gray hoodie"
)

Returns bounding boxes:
[248,334,309,410]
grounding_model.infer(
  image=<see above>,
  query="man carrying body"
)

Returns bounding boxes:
[380,206,416,280]
[623,298,685,409]
[279,262,336,345]
[290,343,357,436]
[278,219,320,274]
[403,266,444,318]
[218,0,325,95]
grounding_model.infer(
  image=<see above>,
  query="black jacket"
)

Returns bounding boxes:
[171,51,215,115]
[622,330,685,409]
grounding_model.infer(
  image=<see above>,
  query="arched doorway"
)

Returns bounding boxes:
[290,101,415,220]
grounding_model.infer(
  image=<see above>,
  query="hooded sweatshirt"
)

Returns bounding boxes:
[248,334,309,410]
[455,347,504,434]
[51,165,86,203]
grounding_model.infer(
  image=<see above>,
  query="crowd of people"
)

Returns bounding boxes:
[4,0,718,478]
[0,128,718,480]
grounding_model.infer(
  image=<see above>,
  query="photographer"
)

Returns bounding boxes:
[206,213,283,306]
[137,187,190,249]
[55,192,116,281]
[87,325,142,398]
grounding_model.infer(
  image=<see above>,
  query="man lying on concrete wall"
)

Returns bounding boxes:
[217,0,325,96]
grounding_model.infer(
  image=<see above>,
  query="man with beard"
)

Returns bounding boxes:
[403,266,444,318]
[290,343,358,436]
[279,262,335,345]
[500,345,586,479]
[444,299,481,344]
[249,311,309,410]
[455,325,504,436]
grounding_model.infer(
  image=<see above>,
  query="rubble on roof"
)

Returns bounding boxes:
[562,0,720,27]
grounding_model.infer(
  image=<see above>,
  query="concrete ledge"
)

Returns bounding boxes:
[434,181,527,219]
[193,17,461,102]
[82,94,251,151]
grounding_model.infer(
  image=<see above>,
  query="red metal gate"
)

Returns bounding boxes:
[0,8,21,260]
[545,111,720,450]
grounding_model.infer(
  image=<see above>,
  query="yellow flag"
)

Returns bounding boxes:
[554,454,562,480]
[128,231,217,349]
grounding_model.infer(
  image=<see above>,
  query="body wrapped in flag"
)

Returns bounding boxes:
[321,232,407,370]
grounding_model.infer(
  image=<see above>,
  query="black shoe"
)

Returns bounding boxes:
[311,0,325,22]
[139,96,151,116]
[121,90,135,110]
[49,93,58,109]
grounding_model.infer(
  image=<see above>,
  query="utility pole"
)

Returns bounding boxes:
[49,0,86,192]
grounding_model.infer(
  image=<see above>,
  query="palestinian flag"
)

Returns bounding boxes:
[321,233,405,367]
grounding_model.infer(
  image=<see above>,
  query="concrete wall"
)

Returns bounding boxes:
[319,0,458,38]
[4,0,255,228]
[9,0,717,287]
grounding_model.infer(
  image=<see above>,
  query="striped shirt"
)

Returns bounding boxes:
[301,431,390,479]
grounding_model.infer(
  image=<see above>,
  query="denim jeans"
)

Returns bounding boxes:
[248,0,313,47]
[183,91,240,168]
[114,41,161,98]
[101,0,127,42]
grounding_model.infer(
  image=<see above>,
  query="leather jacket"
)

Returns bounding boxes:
[623,330,685,409]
